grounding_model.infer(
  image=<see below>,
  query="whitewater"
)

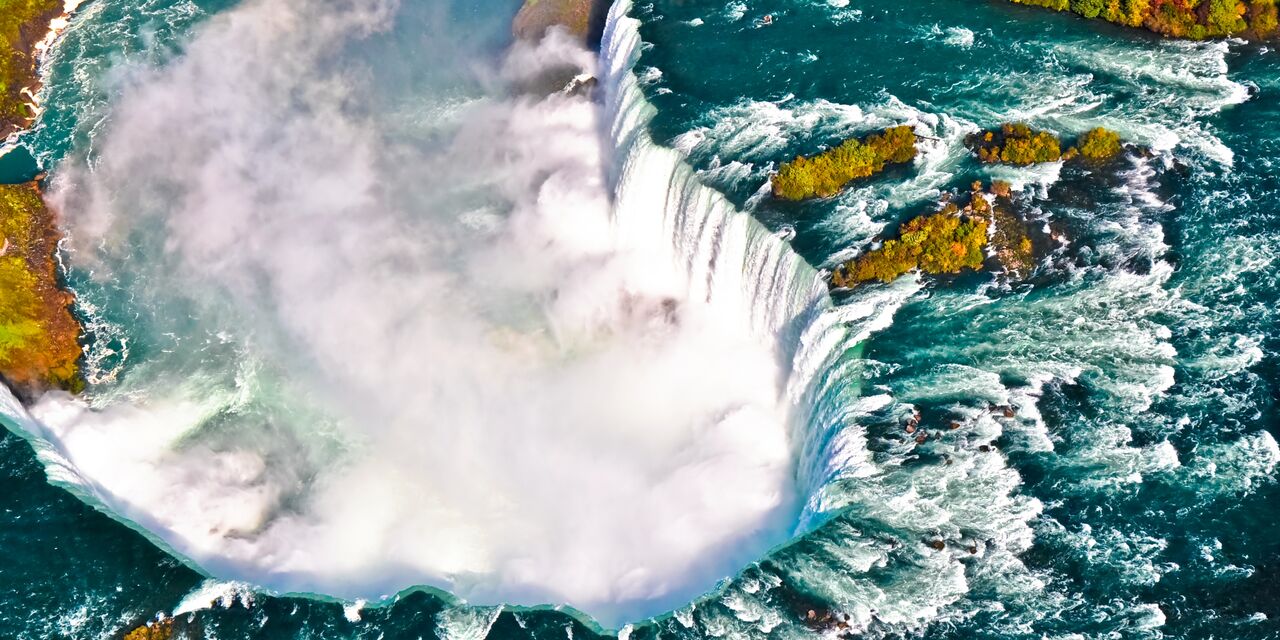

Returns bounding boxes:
[0,0,884,630]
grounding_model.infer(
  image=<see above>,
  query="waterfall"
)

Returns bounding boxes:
[0,0,925,629]
[597,0,914,529]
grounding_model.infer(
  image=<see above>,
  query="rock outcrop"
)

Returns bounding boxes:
[513,0,608,44]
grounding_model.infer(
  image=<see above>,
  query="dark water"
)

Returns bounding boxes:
[2,0,1279,638]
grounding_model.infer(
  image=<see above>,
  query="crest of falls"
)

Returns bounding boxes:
[0,0,902,629]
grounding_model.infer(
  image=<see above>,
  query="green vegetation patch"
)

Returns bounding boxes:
[772,125,918,201]
[1009,0,1278,40]
[832,188,991,287]
[0,0,63,135]
[968,123,1126,165]
[0,182,82,392]
[1078,126,1123,161]
[968,123,1065,165]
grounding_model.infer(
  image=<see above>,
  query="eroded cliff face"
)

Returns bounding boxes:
[0,182,82,395]
[513,0,606,44]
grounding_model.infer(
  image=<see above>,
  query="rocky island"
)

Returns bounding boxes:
[967,123,1124,165]
[771,125,918,201]
[831,180,1040,288]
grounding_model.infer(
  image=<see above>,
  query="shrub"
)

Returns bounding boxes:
[772,126,918,201]
[1077,127,1123,160]
[832,203,989,287]
[968,123,1063,165]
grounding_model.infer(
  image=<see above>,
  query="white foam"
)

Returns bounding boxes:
[174,580,255,615]
[0,0,866,629]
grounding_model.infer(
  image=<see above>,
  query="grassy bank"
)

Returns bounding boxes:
[514,0,600,41]
[0,182,81,393]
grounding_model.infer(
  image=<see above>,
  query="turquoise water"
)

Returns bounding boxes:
[2,0,1279,639]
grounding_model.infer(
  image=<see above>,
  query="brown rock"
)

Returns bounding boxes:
[513,0,600,42]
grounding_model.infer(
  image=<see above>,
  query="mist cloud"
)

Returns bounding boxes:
[37,0,801,625]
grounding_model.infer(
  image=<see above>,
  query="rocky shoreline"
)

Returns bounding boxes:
[0,181,82,396]
[0,2,83,396]
[0,0,65,138]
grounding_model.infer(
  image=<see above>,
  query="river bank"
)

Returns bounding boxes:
[1007,0,1279,40]
[0,2,83,395]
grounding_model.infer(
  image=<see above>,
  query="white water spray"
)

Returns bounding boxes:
[0,0,871,628]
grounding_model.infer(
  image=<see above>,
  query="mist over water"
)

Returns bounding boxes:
[11,0,820,626]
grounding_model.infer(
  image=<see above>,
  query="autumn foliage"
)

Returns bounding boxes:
[1009,0,1278,40]
[0,0,64,136]
[831,190,992,288]
[0,182,81,393]
[123,620,173,640]
[968,124,1125,165]
[772,126,918,201]
[1078,127,1123,160]
[969,123,1064,165]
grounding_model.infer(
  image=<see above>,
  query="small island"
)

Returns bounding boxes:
[771,125,918,201]
[967,123,1124,165]
[1008,0,1278,40]
[831,180,1039,288]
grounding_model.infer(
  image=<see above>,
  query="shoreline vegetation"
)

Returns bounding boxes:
[1008,0,1279,40]
[0,182,82,394]
[967,123,1124,165]
[0,3,83,396]
[0,0,63,138]
[771,125,918,201]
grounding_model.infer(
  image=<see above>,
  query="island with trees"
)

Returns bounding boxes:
[771,125,918,201]
[967,123,1125,165]
[830,180,1039,288]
